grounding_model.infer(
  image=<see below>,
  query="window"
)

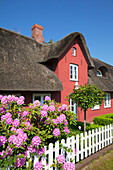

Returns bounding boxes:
[73,47,76,56]
[104,93,111,108]
[91,104,100,110]
[70,64,78,81]
[97,70,102,77]
[70,99,75,112]
[33,94,51,106]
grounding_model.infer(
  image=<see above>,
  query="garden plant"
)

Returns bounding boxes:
[0,95,76,170]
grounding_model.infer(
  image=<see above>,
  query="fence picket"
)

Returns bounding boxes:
[88,130,91,155]
[49,143,53,169]
[92,129,94,154]
[76,134,79,162]
[81,133,83,160]
[85,131,87,158]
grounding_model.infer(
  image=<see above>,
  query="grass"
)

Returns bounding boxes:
[82,150,113,170]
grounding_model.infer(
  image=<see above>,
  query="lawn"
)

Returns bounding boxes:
[82,149,113,170]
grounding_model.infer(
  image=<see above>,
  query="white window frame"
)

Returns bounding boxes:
[70,99,75,113]
[97,70,102,77]
[91,104,100,110]
[33,93,51,106]
[70,64,78,81]
[104,93,111,108]
[73,47,76,56]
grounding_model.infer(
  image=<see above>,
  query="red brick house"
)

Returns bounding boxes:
[0,24,113,122]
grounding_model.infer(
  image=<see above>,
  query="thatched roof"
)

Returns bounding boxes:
[0,28,62,91]
[0,27,94,92]
[88,57,113,92]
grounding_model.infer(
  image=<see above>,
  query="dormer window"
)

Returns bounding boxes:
[97,70,102,77]
[73,47,76,56]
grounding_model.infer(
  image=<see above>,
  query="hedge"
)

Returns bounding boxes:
[93,113,113,125]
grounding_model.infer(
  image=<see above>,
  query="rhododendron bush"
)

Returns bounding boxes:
[0,95,76,169]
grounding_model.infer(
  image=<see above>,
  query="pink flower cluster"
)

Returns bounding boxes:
[41,110,47,117]
[22,111,29,117]
[33,100,41,107]
[57,155,75,170]
[32,136,41,146]
[64,127,70,134]
[42,104,49,111]
[34,161,43,170]
[22,121,31,130]
[49,105,55,112]
[38,147,45,156]
[0,146,13,159]
[0,95,25,105]
[0,136,7,146]
[13,119,20,127]
[63,162,75,170]
[58,104,68,112]
[57,155,65,164]
[27,145,37,153]
[53,128,60,137]
[44,96,51,101]
[8,130,27,148]
[57,114,66,124]
[1,112,13,125]
[15,157,26,167]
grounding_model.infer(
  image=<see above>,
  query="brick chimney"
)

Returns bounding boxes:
[31,24,44,43]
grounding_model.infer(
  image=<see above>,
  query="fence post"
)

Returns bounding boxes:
[85,131,87,158]
[71,136,75,164]
[49,143,53,169]
[92,129,94,154]
[96,128,98,152]
[81,133,83,160]
[99,127,101,150]
[88,130,91,155]
[102,126,104,148]
[76,134,79,162]
[109,124,112,144]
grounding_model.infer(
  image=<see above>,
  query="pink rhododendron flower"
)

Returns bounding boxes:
[5,112,12,118]
[44,96,51,101]
[27,145,37,153]
[57,155,65,164]
[69,162,75,170]
[19,96,25,101]
[16,128,23,134]
[49,105,55,112]
[0,136,7,146]
[57,115,64,124]
[8,135,17,144]
[51,119,57,124]
[0,150,7,159]
[17,99,24,105]
[34,161,43,170]
[53,128,60,136]
[63,162,75,170]
[18,132,27,142]
[22,111,29,117]
[42,104,49,111]
[64,120,68,126]
[38,147,45,156]
[15,157,26,167]
[34,100,41,107]
[10,126,16,132]
[13,136,23,148]
[32,136,41,146]
[1,96,8,105]
[5,117,13,124]
[41,110,47,117]
[13,119,20,127]
[22,121,31,129]
[64,127,69,134]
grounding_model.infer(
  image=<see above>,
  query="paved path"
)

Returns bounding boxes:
[75,143,113,170]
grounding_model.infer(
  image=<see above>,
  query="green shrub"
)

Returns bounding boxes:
[86,123,102,131]
[93,116,113,126]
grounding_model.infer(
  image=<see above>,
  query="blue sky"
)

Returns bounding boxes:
[0,0,113,65]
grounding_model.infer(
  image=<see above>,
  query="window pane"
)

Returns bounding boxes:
[34,96,41,101]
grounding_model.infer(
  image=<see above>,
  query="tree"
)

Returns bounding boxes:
[69,84,105,131]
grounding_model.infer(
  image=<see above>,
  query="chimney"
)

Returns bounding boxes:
[31,24,44,43]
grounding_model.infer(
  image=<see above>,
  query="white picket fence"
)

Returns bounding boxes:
[6,124,113,170]
[32,124,113,169]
